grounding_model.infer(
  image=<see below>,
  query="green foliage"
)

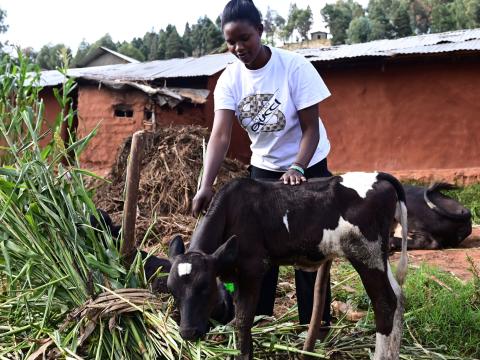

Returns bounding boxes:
[283,4,314,41]
[0,7,7,49]
[36,44,72,70]
[430,0,457,33]
[295,6,314,41]
[322,0,365,45]
[347,16,372,43]
[189,16,224,57]
[323,0,480,44]
[117,42,145,62]
[403,264,480,357]
[0,7,7,34]
[165,27,183,59]
[72,39,91,67]
[392,1,413,37]
[264,7,278,46]
[182,23,193,56]
[93,33,117,52]
[367,0,396,40]
[143,31,161,60]
[0,52,240,360]
[332,261,480,358]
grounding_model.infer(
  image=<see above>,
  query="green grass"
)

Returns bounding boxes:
[331,260,480,358]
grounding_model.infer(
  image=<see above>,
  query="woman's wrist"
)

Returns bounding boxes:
[289,164,305,176]
[292,161,306,169]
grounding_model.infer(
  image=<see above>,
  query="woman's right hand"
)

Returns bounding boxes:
[192,186,214,217]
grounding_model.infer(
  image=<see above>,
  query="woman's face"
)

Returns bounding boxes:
[223,20,264,69]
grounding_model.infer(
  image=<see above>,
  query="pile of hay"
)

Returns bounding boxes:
[93,125,248,246]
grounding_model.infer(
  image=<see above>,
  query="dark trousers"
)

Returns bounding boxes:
[249,158,332,326]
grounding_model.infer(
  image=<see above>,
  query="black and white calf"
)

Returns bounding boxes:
[168,172,408,360]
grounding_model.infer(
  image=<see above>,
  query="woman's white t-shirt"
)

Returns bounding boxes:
[214,46,331,172]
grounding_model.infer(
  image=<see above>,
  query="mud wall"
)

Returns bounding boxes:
[77,86,147,171]
[313,55,480,182]
[76,85,207,172]
[39,88,63,147]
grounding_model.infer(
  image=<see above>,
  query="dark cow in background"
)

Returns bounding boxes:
[89,209,234,325]
[168,172,408,360]
[390,183,472,250]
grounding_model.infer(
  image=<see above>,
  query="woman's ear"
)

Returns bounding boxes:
[257,23,264,37]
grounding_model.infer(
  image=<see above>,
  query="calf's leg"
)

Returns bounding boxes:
[350,259,404,360]
[233,277,262,360]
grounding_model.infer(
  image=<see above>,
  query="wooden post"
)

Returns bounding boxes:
[302,260,333,358]
[121,130,145,268]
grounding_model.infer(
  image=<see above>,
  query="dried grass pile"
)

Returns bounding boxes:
[93,125,248,246]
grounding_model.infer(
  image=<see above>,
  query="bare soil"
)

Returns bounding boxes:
[390,226,480,282]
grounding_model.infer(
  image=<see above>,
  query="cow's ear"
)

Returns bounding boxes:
[212,235,238,272]
[168,235,185,260]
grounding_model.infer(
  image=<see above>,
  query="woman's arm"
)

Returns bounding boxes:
[192,109,235,216]
[280,103,320,185]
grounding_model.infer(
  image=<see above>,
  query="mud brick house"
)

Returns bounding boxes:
[38,28,480,183]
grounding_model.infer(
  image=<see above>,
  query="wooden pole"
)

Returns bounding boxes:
[121,130,145,268]
[302,260,333,358]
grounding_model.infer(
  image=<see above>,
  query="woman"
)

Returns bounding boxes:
[192,0,332,330]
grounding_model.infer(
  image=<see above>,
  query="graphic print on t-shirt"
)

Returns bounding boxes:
[237,93,286,133]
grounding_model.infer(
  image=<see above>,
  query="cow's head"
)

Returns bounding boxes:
[167,235,238,340]
[426,183,472,244]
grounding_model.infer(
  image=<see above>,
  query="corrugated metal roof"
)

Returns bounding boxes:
[37,52,235,87]
[297,28,480,61]
[99,47,140,64]
[36,28,480,87]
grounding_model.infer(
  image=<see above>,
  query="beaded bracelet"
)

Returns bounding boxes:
[289,164,305,175]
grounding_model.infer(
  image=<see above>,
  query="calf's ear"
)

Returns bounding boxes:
[168,235,185,260]
[212,235,238,273]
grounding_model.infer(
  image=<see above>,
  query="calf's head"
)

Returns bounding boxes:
[167,236,238,341]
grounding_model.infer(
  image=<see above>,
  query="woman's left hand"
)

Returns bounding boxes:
[280,169,307,185]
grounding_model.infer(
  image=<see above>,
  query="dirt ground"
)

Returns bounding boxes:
[390,226,480,282]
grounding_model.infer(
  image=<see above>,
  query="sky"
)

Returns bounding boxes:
[0,0,369,53]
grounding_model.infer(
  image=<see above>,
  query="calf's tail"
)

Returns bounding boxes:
[377,172,408,286]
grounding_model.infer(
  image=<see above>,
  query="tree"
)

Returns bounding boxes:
[165,27,183,59]
[392,1,413,37]
[36,44,72,70]
[21,47,37,64]
[347,16,372,43]
[367,0,395,40]
[264,7,277,45]
[143,31,160,60]
[117,42,145,61]
[0,8,8,49]
[430,0,455,33]
[72,39,91,67]
[321,0,364,45]
[466,0,480,27]
[295,6,314,40]
[190,16,223,56]
[93,33,117,51]
[182,23,193,56]
[158,30,168,59]
[409,0,432,34]
[282,4,299,42]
